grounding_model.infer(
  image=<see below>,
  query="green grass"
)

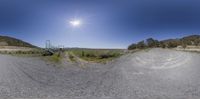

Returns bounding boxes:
[66,49,124,63]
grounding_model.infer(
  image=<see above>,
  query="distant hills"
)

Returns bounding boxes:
[0,35,36,48]
[1,34,199,50]
[128,35,200,50]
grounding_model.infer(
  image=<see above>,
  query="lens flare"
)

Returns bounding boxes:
[70,20,81,27]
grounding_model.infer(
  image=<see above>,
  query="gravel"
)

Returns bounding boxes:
[0,48,200,99]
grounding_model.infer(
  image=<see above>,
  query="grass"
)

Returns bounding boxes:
[66,48,124,63]
[0,48,125,63]
[48,52,62,63]
[0,49,43,57]
[68,52,76,62]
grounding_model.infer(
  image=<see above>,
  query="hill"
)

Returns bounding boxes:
[181,35,200,46]
[0,36,36,48]
[128,35,200,50]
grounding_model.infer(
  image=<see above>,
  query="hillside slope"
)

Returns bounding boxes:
[128,35,200,49]
[0,36,36,48]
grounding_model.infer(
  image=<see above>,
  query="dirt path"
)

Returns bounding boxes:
[0,48,200,99]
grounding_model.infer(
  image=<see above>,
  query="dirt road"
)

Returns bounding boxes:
[0,48,200,99]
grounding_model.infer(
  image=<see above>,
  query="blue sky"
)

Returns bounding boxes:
[0,0,200,48]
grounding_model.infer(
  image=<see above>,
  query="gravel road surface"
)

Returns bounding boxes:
[0,48,200,99]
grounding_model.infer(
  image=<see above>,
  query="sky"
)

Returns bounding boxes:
[1,0,200,48]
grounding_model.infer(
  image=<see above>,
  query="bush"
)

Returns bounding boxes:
[50,53,62,62]
[85,53,96,57]
[128,43,137,50]
[67,49,123,63]
[99,54,110,59]
[81,51,85,57]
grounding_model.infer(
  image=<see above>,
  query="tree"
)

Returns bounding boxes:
[137,40,146,49]
[128,43,137,50]
[194,39,200,46]
[146,38,160,47]
[159,41,166,48]
[167,41,179,48]
[146,38,155,47]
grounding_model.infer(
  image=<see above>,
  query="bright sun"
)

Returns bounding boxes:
[70,20,81,27]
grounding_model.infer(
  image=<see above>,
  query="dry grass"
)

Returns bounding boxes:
[66,49,124,63]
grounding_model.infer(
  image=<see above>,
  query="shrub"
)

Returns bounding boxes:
[128,43,137,50]
[99,54,110,59]
[85,53,96,57]
[81,51,85,57]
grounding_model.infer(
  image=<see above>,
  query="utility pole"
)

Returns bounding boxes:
[45,40,51,49]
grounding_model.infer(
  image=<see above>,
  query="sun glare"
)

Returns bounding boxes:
[70,20,81,27]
